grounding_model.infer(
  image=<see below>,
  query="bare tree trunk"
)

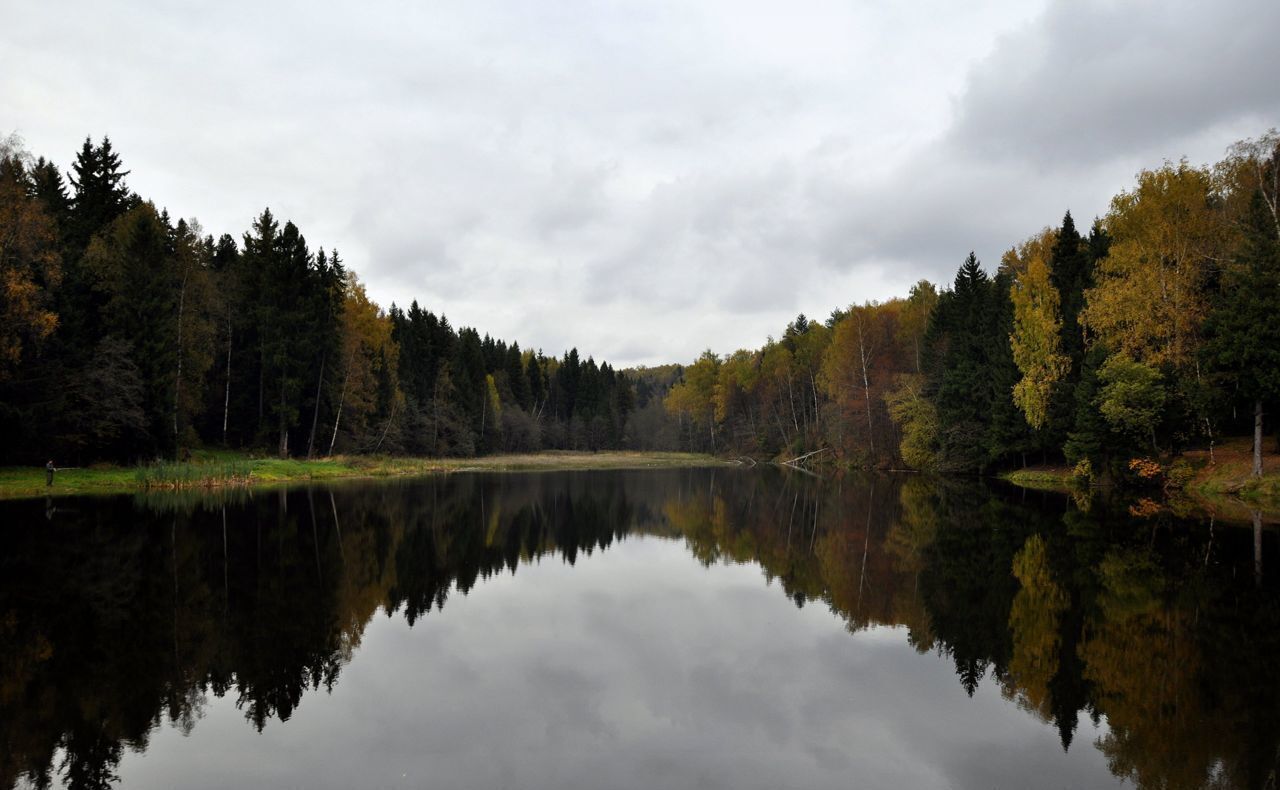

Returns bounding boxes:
[810,373,822,440]
[222,307,232,445]
[1254,399,1264,479]
[278,374,289,458]
[374,398,397,453]
[786,375,800,435]
[306,354,325,459]
[771,398,790,448]
[856,313,875,457]
[1204,416,1215,465]
[173,269,189,454]
[328,366,350,457]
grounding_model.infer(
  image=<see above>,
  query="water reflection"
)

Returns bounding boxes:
[0,470,1276,789]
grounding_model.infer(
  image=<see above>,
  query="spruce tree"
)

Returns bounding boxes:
[932,253,993,472]
[506,342,531,410]
[1203,192,1280,477]
[67,136,131,253]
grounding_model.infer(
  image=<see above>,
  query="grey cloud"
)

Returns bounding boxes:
[949,0,1280,167]
[3,0,1276,366]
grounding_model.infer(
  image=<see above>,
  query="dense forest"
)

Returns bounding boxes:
[659,131,1280,481]
[2,131,1277,477]
[0,135,635,464]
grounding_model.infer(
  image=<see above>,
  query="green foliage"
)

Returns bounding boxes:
[1096,354,1166,451]
[885,374,937,469]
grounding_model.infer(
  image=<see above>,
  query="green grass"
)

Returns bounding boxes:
[0,451,723,501]
[1189,467,1280,519]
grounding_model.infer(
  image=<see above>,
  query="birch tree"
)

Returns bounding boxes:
[1007,229,1069,430]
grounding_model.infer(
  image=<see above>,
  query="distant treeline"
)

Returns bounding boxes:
[0,135,635,463]
[657,131,1280,479]
[3,131,1277,472]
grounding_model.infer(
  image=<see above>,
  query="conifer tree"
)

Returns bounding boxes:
[1204,192,1280,477]
[67,136,132,253]
[931,253,993,472]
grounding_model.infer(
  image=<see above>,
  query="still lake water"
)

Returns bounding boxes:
[2,468,1277,790]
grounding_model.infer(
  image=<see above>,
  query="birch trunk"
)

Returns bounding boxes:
[306,354,325,459]
[786,375,800,434]
[856,312,875,456]
[328,366,350,457]
[859,338,875,457]
[222,307,232,445]
[278,373,288,458]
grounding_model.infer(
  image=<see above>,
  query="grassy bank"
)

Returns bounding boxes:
[0,450,723,501]
[998,437,1280,520]
[1182,438,1280,518]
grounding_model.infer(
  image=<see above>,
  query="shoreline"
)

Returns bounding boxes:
[998,455,1280,522]
[0,451,726,502]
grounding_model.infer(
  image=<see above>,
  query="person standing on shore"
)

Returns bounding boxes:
[46,460,55,487]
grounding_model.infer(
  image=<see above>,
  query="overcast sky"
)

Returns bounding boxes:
[4,0,1277,367]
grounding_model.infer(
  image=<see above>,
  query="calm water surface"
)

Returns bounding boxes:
[2,469,1277,789]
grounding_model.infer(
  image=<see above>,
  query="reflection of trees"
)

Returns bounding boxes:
[663,472,1280,789]
[0,473,649,789]
[1005,535,1069,719]
[1,470,1277,789]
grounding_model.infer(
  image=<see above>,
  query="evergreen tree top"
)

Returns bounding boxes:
[954,252,987,294]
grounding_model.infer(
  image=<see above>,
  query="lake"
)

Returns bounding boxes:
[2,469,1277,789]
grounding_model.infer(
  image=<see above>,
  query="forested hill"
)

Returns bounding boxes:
[654,131,1280,482]
[0,135,635,464]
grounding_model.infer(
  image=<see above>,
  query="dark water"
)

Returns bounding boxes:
[2,470,1278,790]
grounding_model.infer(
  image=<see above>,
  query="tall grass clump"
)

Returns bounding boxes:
[133,459,253,489]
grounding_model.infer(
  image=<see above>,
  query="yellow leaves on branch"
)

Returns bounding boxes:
[0,168,62,378]
[1007,229,1068,430]
[1081,161,1228,369]
[665,350,719,421]
[337,271,399,436]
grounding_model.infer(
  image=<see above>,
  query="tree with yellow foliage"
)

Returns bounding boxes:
[0,140,62,382]
[328,271,399,454]
[1081,161,1227,370]
[1007,229,1069,430]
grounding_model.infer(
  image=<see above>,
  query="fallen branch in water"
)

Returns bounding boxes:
[780,448,829,468]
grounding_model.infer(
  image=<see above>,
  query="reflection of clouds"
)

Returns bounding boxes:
[124,536,1119,790]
